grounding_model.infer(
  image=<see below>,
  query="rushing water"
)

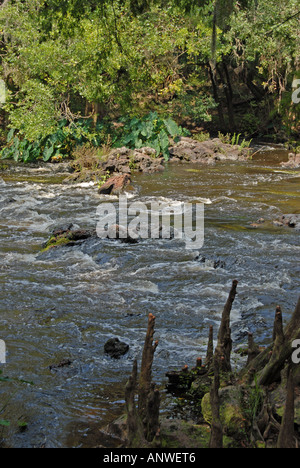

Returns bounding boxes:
[0,148,299,447]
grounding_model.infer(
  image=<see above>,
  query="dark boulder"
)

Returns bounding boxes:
[104,338,129,359]
[52,223,74,237]
[42,226,95,252]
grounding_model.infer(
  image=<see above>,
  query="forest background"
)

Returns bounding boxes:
[0,0,299,163]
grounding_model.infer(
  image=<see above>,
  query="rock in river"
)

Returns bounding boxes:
[98,173,131,195]
[280,214,300,230]
[104,338,129,359]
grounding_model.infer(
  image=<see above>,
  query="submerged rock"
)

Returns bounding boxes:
[104,338,129,359]
[49,359,72,371]
[41,226,95,252]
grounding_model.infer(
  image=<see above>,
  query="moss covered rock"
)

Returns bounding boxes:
[201,385,246,437]
[41,226,93,252]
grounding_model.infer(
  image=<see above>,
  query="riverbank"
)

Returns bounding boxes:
[61,136,255,184]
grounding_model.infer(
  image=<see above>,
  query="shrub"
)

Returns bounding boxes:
[112,112,190,161]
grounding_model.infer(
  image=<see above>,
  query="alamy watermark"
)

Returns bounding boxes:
[291,339,300,364]
[96,196,204,250]
[292,79,300,104]
[0,339,6,364]
[0,79,6,105]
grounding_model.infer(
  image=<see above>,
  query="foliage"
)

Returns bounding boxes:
[218,132,252,148]
[192,131,211,142]
[243,375,264,427]
[0,112,190,162]
[0,0,299,147]
[0,118,100,162]
[112,112,190,160]
[98,170,111,189]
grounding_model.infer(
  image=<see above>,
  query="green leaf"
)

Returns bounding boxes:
[58,119,68,128]
[129,117,140,129]
[163,118,180,137]
[149,137,160,156]
[162,148,170,161]
[140,120,153,138]
[13,136,20,150]
[7,128,15,143]
[0,419,10,426]
[159,129,169,151]
[1,147,14,160]
[43,143,55,161]
[135,138,143,149]
[13,149,20,162]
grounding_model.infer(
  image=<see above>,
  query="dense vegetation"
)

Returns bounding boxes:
[0,0,299,162]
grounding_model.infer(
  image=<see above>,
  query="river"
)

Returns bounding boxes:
[0,147,299,447]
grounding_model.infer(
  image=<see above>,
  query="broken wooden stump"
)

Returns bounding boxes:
[124,313,160,447]
[138,313,159,431]
[125,359,145,447]
[277,364,296,448]
[246,333,261,366]
[216,280,238,373]
[257,299,300,386]
[205,325,214,372]
[209,348,223,448]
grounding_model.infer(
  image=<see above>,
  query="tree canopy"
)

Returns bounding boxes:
[0,0,299,153]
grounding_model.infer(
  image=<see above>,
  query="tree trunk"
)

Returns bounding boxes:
[208,62,226,131]
[217,62,235,132]
[277,364,296,448]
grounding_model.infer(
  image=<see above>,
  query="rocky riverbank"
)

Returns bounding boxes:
[63,136,253,184]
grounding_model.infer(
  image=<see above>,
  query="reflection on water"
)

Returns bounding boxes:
[0,150,299,447]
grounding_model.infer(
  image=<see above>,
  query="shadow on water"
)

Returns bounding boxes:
[0,148,299,447]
